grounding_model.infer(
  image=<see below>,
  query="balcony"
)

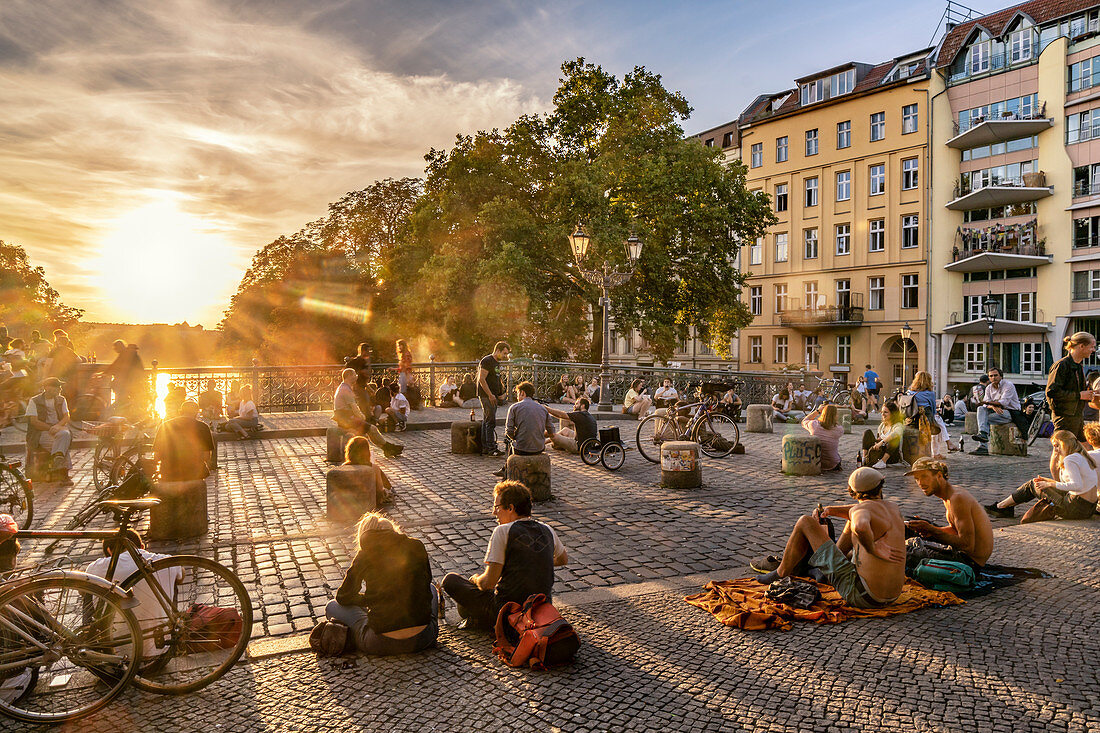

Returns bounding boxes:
[946,221,1051,272]
[947,50,1036,84]
[947,105,1051,149]
[946,173,1052,211]
[944,310,1050,335]
[779,295,864,329]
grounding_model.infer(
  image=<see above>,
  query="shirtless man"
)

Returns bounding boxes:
[904,457,993,569]
[756,467,906,609]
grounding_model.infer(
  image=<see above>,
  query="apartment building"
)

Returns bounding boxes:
[929,0,1100,394]
[736,52,931,388]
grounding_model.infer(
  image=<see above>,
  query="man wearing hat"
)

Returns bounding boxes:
[24,376,73,485]
[904,457,993,570]
[755,467,906,609]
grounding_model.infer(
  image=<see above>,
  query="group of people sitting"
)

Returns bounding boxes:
[164,380,260,440]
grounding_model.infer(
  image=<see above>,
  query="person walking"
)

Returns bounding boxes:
[863,364,881,411]
[1045,331,1096,442]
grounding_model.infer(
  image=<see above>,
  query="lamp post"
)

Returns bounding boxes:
[982,292,1000,370]
[569,223,643,412]
[900,321,912,386]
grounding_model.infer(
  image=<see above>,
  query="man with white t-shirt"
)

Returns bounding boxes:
[387,383,410,431]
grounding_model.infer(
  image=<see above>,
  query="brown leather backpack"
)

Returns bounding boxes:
[493,594,579,670]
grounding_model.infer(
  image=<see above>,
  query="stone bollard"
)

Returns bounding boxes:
[148,480,208,540]
[326,465,377,523]
[660,441,701,489]
[781,435,821,476]
[746,405,773,433]
[506,452,552,501]
[450,421,482,454]
[209,435,219,471]
[327,426,351,463]
[964,412,978,435]
[990,424,1027,456]
[835,407,852,434]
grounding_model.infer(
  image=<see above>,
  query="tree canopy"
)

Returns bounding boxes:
[0,240,83,331]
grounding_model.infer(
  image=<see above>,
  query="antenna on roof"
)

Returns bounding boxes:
[929,0,980,48]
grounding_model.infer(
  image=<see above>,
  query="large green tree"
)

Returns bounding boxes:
[0,240,83,331]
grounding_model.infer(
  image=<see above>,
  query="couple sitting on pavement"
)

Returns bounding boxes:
[753,459,993,608]
[332,368,405,459]
[985,428,1098,524]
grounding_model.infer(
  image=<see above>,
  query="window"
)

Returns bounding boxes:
[835,224,850,255]
[1022,343,1043,374]
[869,219,885,252]
[968,41,990,74]
[870,112,885,141]
[749,336,762,363]
[722,131,734,147]
[704,138,714,147]
[836,171,851,201]
[902,214,919,249]
[965,343,986,373]
[775,284,788,312]
[608,329,618,354]
[775,233,788,262]
[1069,57,1097,93]
[902,274,918,308]
[835,279,851,308]
[775,184,788,212]
[870,164,885,195]
[1010,27,1032,63]
[804,335,819,365]
[869,276,885,310]
[750,286,762,315]
[749,237,763,265]
[805,177,818,207]
[801,79,823,106]
[902,158,919,190]
[776,136,788,163]
[750,143,762,167]
[805,129,818,156]
[804,281,819,309]
[804,228,818,259]
[902,104,918,134]
[775,336,789,364]
[622,331,633,354]
[836,335,851,365]
[837,120,851,149]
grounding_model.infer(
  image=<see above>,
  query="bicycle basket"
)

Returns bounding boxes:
[598,426,620,444]
[700,381,738,396]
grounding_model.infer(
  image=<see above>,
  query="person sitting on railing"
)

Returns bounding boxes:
[225,384,260,439]
[653,377,679,408]
[457,373,480,408]
[333,369,404,458]
[199,379,224,422]
[438,375,461,407]
[546,396,597,454]
[623,379,652,420]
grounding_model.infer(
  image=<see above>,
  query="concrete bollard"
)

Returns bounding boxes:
[450,421,482,454]
[781,435,821,476]
[326,465,377,523]
[990,424,1027,456]
[746,405,773,433]
[660,441,701,489]
[148,480,208,540]
[327,426,351,463]
[506,452,552,501]
[835,407,852,434]
[964,412,979,435]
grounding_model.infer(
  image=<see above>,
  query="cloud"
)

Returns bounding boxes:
[0,0,544,325]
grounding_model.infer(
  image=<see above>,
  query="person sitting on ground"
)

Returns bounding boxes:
[24,376,73,485]
[719,388,743,420]
[225,384,260,439]
[953,393,968,425]
[849,389,868,423]
[373,379,392,422]
[441,481,568,630]
[771,388,804,422]
[586,377,601,403]
[973,367,1022,444]
[985,430,1098,523]
[801,403,844,472]
[454,372,479,409]
[333,369,404,458]
[939,393,958,425]
[343,435,394,503]
[570,375,585,401]
[546,396,597,454]
[387,383,409,432]
[438,375,460,407]
[163,382,186,418]
[862,400,906,468]
[550,374,571,404]
[198,379,224,422]
[324,512,437,654]
[623,378,652,420]
[225,383,240,418]
[653,378,679,408]
[495,381,554,477]
[903,457,994,571]
[754,467,907,609]
[788,382,806,413]
[153,400,214,482]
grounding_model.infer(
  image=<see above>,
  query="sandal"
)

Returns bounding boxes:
[750,554,782,573]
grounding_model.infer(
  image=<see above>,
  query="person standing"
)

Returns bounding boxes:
[344,343,373,415]
[395,340,413,395]
[1045,331,1096,442]
[863,365,880,411]
[477,341,510,457]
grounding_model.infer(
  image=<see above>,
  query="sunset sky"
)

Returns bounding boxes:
[0,0,992,327]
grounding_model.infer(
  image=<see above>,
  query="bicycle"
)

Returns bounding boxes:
[0,449,33,530]
[45,463,156,553]
[816,376,851,406]
[2,497,253,723]
[635,397,740,463]
[1023,393,1052,446]
[87,416,157,494]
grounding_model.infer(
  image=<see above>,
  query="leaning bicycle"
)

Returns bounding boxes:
[635,398,740,463]
[0,449,33,530]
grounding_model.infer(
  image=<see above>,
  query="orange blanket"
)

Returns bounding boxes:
[684,577,965,631]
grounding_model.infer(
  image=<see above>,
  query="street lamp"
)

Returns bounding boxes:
[900,321,912,386]
[982,292,1001,370]
[569,223,644,412]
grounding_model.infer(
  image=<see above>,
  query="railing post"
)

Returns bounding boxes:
[532,355,539,395]
[251,358,260,411]
[150,359,158,415]
[428,354,436,406]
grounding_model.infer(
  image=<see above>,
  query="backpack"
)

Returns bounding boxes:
[493,594,579,670]
[913,559,976,592]
[182,604,244,653]
[896,393,921,420]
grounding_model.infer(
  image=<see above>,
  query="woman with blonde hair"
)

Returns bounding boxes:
[801,403,843,471]
[321,510,438,655]
[1046,331,1097,441]
[395,339,413,394]
[986,430,1098,523]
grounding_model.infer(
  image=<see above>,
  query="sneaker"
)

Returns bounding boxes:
[492,467,506,478]
[984,502,1014,519]
[483,448,505,457]
[969,446,989,456]
[872,460,888,469]
[973,432,989,443]
[750,554,782,573]
[382,443,404,459]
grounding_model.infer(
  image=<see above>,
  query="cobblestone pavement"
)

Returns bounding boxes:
[8,420,1100,732]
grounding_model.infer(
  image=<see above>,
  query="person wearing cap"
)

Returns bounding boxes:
[904,457,993,570]
[152,400,214,482]
[24,376,73,485]
[755,467,906,609]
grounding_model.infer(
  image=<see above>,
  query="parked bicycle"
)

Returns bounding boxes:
[0,449,33,530]
[44,463,156,555]
[816,376,851,406]
[635,396,740,463]
[1023,392,1053,446]
[88,416,157,494]
[0,497,253,724]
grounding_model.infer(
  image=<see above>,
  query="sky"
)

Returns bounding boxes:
[0,0,1007,327]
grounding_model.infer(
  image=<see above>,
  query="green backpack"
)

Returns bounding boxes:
[913,559,976,592]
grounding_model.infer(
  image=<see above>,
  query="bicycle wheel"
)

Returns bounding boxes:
[693,412,740,458]
[92,439,123,493]
[108,443,154,487]
[636,414,670,463]
[0,575,142,724]
[120,556,253,695]
[600,443,626,470]
[0,464,32,530]
[834,391,851,406]
[580,439,602,466]
[1027,408,1048,446]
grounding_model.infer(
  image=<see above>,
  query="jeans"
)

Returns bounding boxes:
[441,572,501,628]
[1011,479,1097,520]
[324,588,438,655]
[480,395,497,452]
[398,372,409,394]
[977,406,1013,435]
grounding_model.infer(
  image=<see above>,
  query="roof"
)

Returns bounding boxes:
[936,0,1097,67]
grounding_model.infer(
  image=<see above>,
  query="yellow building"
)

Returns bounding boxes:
[736,51,931,388]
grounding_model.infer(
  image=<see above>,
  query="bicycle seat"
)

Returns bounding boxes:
[99,498,161,512]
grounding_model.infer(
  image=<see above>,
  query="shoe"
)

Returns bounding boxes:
[483,448,505,457]
[974,432,989,443]
[434,582,446,620]
[492,467,506,478]
[872,460,888,469]
[395,424,407,432]
[984,502,1014,519]
[755,570,780,585]
[51,453,67,471]
[750,554,782,573]
[969,446,989,456]
[382,444,404,459]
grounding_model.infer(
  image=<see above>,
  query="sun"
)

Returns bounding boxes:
[92,200,238,324]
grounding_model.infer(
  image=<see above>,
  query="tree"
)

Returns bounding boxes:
[0,240,83,331]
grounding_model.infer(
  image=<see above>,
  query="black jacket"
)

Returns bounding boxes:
[1046,355,1085,418]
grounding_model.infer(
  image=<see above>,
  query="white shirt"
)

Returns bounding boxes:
[1056,452,1099,502]
[390,392,410,414]
[237,400,258,419]
[485,519,566,565]
[653,386,678,401]
[87,550,181,658]
[983,380,1021,411]
[26,394,69,425]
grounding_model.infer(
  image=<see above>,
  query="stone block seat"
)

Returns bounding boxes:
[834,407,852,434]
[450,421,482,454]
[327,465,377,523]
[506,452,552,501]
[327,426,352,463]
[964,412,978,435]
[746,405,773,434]
[660,441,701,489]
[989,423,1027,456]
[781,434,821,476]
[148,480,208,540]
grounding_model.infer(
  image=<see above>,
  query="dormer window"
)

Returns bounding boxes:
[801,79,823,106]
[1009,25,1033,63]
[799,69,856,107]
[969,40,990,74]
